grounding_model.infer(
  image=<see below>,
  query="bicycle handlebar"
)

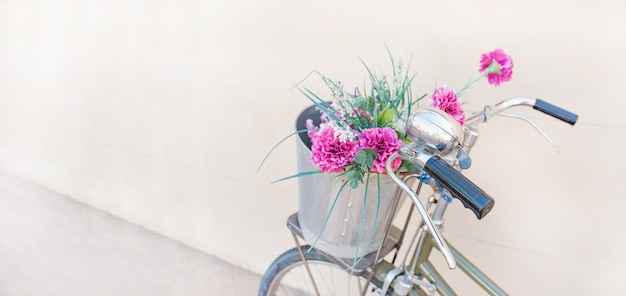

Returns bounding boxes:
[466,97,579,127]
[423,156,495,219]
[397,97,577,221]
[385,98,577,269]
[388,147,495,269]
[533,99,578,125]
[397,145,494,220]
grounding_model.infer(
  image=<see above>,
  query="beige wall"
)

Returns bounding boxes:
[1,0,624,294]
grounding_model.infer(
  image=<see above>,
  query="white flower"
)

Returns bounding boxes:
[391,110,408,133]
[326,120,357,143]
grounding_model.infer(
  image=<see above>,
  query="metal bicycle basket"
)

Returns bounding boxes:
[295,105,407,259]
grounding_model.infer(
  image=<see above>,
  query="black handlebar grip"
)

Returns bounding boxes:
[533,99,578,125]
[423,156,495,219]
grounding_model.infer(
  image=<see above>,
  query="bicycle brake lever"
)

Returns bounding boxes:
[499,112,560,153]
[387,153,457,270]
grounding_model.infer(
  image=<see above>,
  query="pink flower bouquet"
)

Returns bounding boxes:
[292,49,513,188]
[257,48,514,263]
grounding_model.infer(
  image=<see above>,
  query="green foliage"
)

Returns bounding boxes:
[376,108,395,126]
[286,51,429,190]
[270,170,322,184]
[307,179,350,252]
[256,129,309,173]
[355,148,376,167]
[345,148,377,189]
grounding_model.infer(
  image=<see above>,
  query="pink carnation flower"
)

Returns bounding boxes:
[305,119,317,139]
[310,127,359,173]
[349,107,371,120]
[358,128,403,173]
[430,86,465,126]
[479,49,514,86]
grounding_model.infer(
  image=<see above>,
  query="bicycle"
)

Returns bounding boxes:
[259,97,578,296]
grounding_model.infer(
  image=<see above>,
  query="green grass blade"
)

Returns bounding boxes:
[354,174,380,267]
[298,87,345,125]
[349,171,370,272]
[307,179,350,252]
[359,58,390,102]
[256,129,309,173]
[271,170,322,184]
[290,69,324,91]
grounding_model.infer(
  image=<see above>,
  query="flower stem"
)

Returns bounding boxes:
[456,71,486,98]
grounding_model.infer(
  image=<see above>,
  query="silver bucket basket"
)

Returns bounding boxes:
[295,105,405,259]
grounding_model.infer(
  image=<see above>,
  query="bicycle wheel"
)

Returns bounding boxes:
[259,245,384,296]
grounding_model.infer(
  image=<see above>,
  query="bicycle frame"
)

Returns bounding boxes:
[368,179,508,296]
[369,234,507,296]
[284,130,495,295]
[411,235,506,295]
[280,98,577,296]
[287,178,509,296]
[285,146,506,295]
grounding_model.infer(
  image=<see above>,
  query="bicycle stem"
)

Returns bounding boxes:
[386,153,457,270]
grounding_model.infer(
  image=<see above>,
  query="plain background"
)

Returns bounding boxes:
[1,0,625,294]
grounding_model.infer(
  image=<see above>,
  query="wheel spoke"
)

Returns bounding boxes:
[259,246,381,296]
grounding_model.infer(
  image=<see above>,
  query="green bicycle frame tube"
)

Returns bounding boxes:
[407,234,509,296]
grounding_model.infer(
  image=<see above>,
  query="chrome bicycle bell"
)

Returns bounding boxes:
[406,107,464,156]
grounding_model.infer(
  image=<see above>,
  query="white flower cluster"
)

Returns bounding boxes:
[324,81,353,117]
[322,120,357,143]
[391,116,406,133]
[391,111,408,134]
